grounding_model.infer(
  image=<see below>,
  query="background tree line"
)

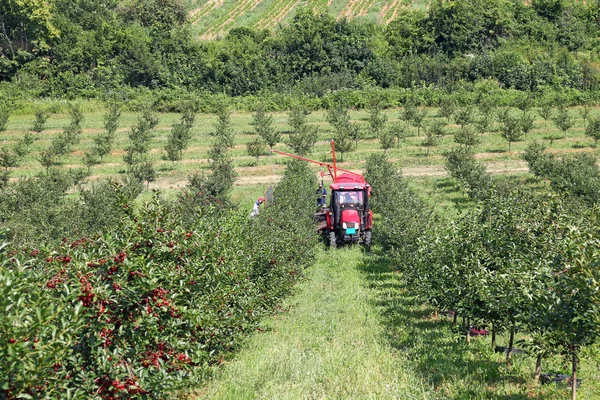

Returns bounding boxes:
[1,0,600,101]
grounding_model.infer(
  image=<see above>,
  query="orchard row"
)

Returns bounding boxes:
[366,153,600,399]
[0,156,318,399]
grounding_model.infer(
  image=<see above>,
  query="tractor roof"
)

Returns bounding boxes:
[330,172,369,190]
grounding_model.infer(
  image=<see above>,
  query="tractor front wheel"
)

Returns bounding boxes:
[328,231,337,249]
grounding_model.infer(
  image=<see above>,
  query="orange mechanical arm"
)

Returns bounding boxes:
[272,141,363,182]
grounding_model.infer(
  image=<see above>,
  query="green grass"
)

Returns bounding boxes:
[194,247,432,399]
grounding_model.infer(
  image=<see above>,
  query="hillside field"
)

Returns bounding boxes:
[188,0,432,39]
[1,104,597,207]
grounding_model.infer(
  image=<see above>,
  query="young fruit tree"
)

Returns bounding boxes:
[0,147,18,186]
[211,105,235,148]
[389,122,409,146]
[124,109,158,166]
[553,106,574,139]
[124,109,158,187]
[519,112,535,135]
[444,146,489,198]
[164,108,196,165]
[331,121,354,162]
[585,117,600,147]
[515,95,533,112]
[368,99,387,139]
[477,96,496,118]
[454,126,480,147]
[83,150,99,173]
[247,137,267,161]
[379,125,397,153]
[454,106,473,130]
[0,101,10,132]
[287,107,318,156]
[252,106,279,151]
[475,114,492,135]
[538,103,553,130]
[438,97,456,123]
[39,147,60,172]
[32,108,50,136]
[93,102,122,162]
[13,132,34,158]
[64,103,84,146]
[411,108,428,136]
[421,123,439,155]
[400,99,417,130]
[579,104,590,125]
[500,113,523,151]
[327,103,350,132]
[130,161,156,189]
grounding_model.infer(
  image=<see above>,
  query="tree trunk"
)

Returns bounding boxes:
[453,312,457,324]
[433,307,438,318]
[506,325,515,368]
[491,325,496,349]
[534,353,542,385]
[572,350,577,400]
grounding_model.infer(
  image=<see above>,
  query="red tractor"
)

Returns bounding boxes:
[273,141,373,249]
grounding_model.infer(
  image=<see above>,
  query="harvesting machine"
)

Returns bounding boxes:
[273,141,373,249]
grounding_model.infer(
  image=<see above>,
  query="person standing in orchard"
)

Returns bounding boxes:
[250,197,264,217]
[316,182,327,208]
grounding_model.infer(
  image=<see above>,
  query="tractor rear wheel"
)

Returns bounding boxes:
[328,231,337,248]
[364,230,372,250]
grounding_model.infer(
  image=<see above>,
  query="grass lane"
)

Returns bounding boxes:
[194,247,431,399]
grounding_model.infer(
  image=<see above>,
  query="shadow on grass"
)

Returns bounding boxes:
[436,180,462,195]
[359,254,555,400]
[571,142,588,149]
[484,148,509,153]
[451,196,473,206]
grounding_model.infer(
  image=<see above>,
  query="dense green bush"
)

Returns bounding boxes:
[523,142,600,205]
[364,153,435,268]
[444,147,491,199]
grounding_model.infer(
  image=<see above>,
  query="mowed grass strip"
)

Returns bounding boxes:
[194,247,431,399]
